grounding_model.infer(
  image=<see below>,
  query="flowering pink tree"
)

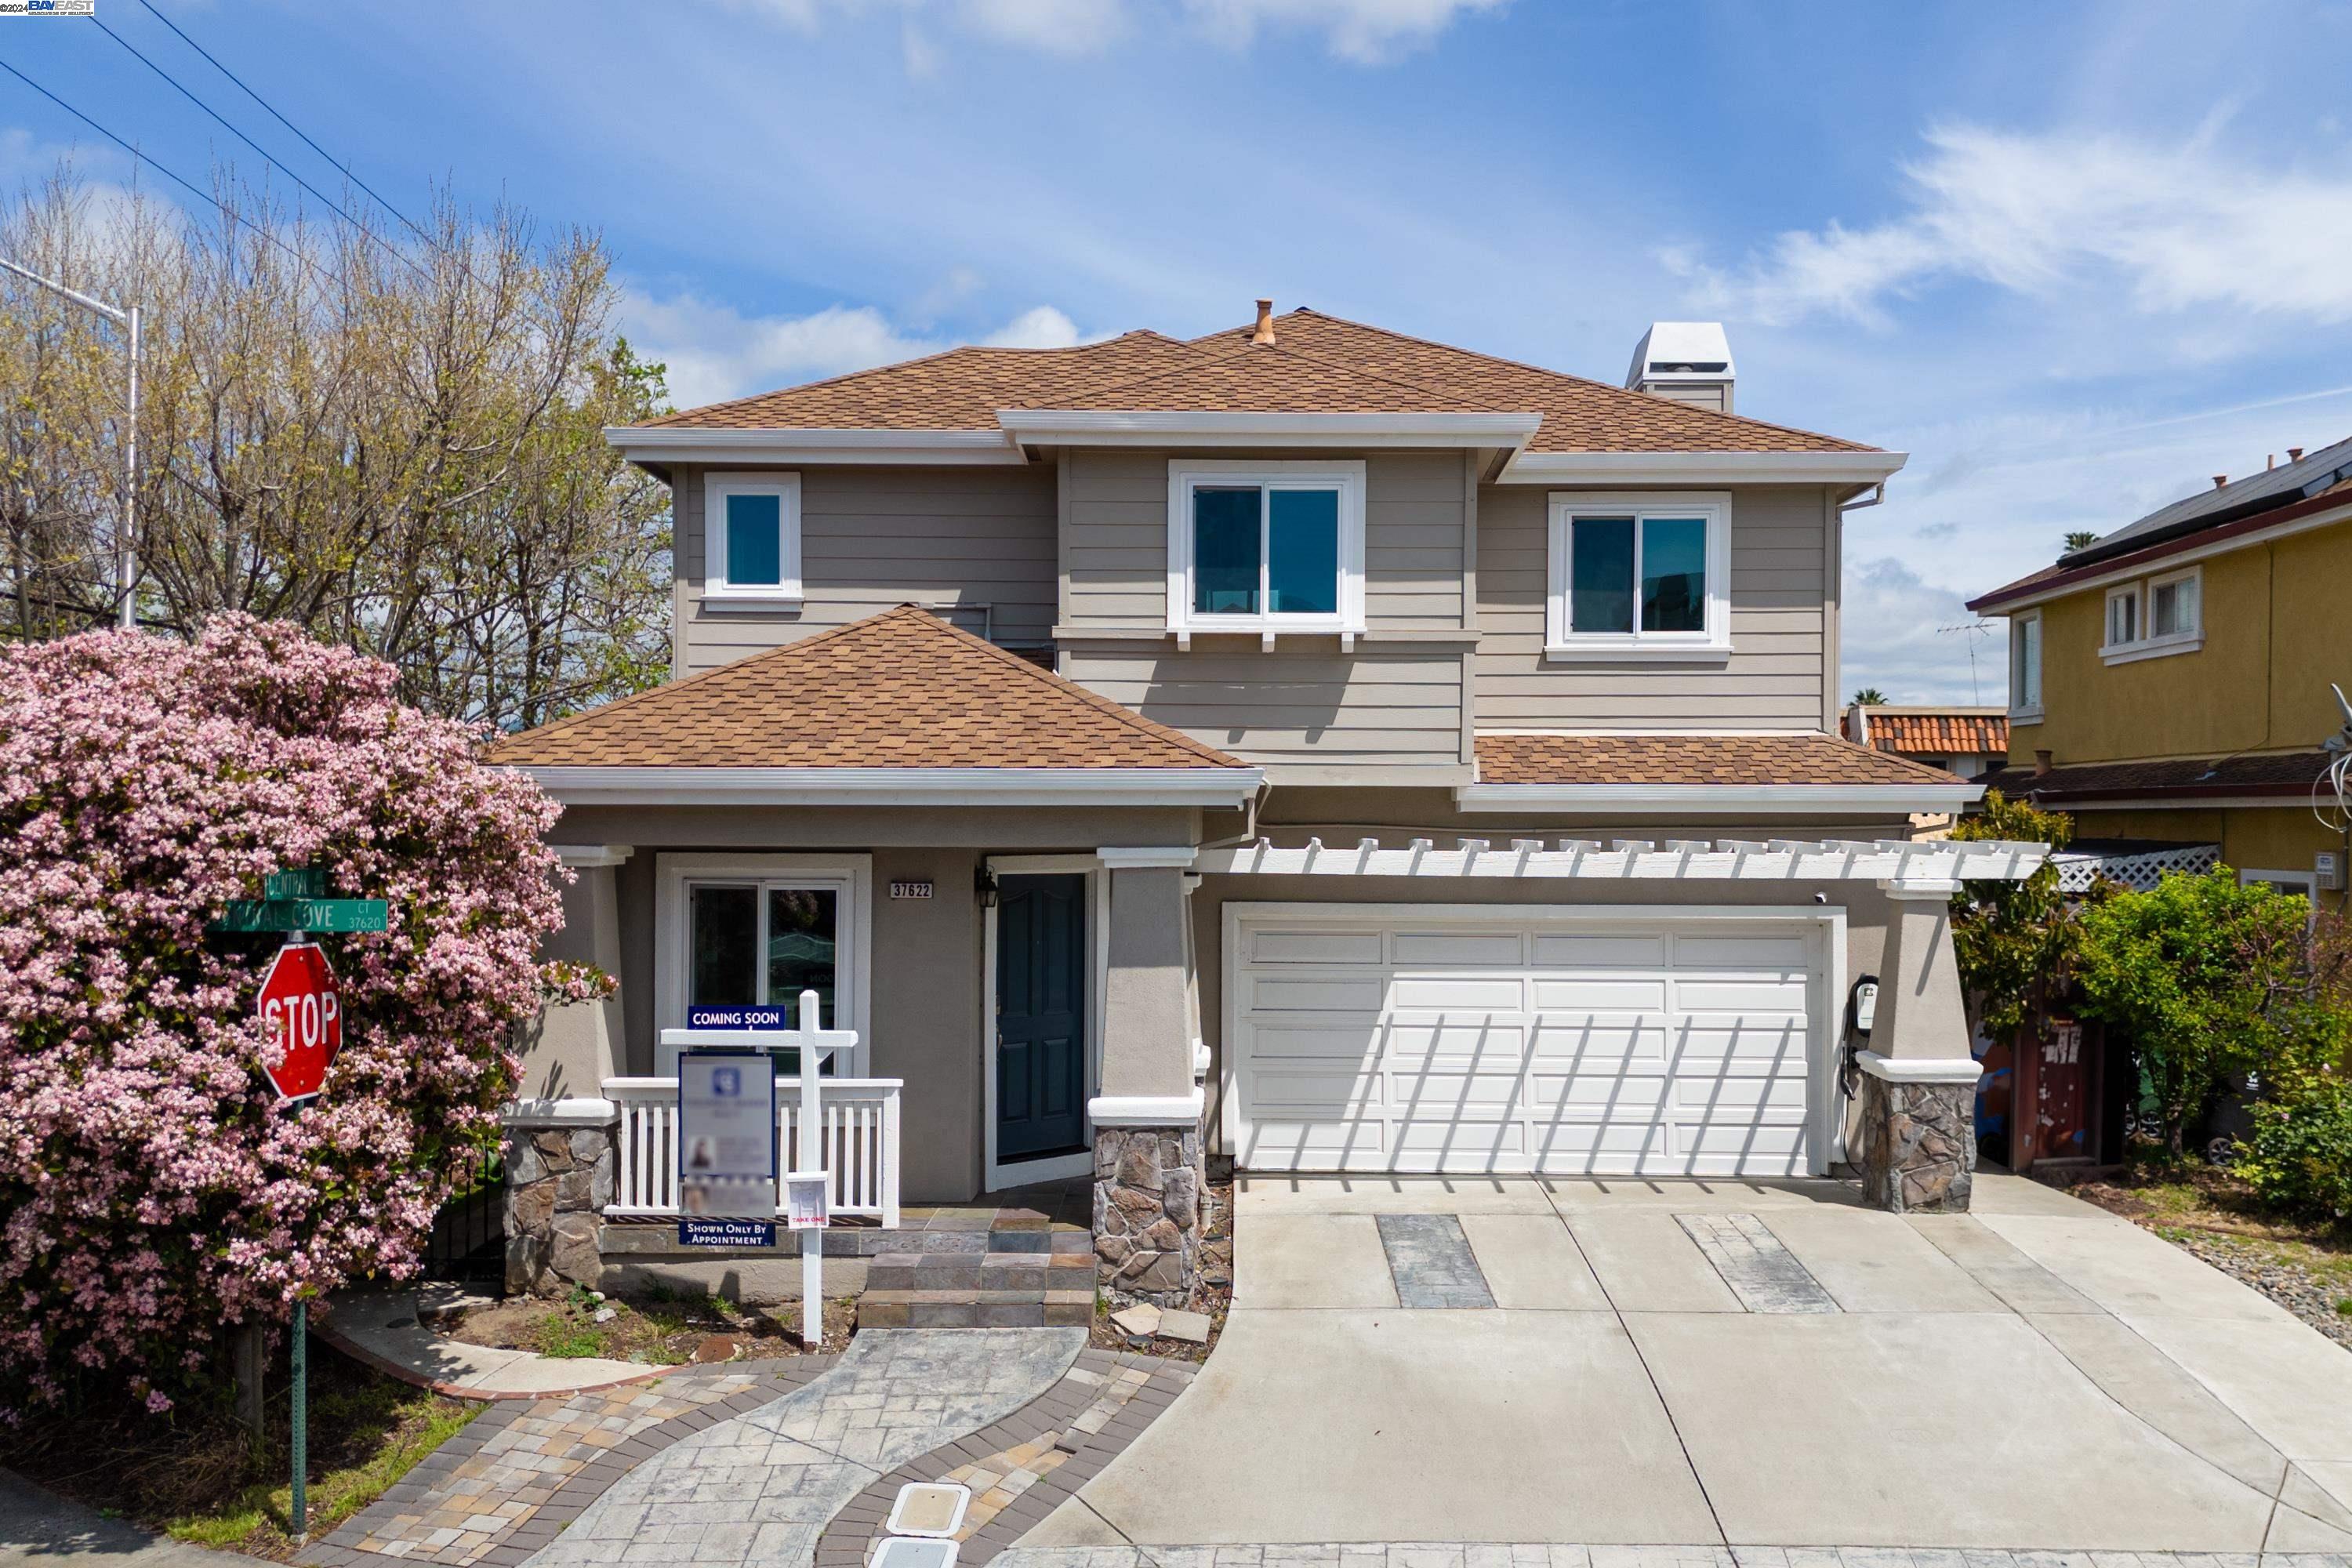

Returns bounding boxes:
[0,618,597,1417]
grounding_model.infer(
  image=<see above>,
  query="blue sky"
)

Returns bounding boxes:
[8,0,2352,704]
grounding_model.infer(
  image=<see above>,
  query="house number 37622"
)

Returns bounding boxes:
[889,880,933,900]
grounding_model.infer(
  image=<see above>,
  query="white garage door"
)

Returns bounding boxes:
[1227,907,1831,1178]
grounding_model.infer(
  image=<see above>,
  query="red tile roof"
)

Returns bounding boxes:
[489,607,1247,771]
[640,309,1874,456]
[1847,709,2009,758]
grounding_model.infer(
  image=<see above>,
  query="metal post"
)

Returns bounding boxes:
[290,1297,308,1540]
[0,255,140,629]
[119,304,139,630]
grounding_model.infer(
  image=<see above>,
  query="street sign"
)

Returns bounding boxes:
[264,869,329,899]
[215,898,387,934]
[257,942,343,1103]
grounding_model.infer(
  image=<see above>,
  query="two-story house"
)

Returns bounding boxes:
[1968,437,2352,909]
[492,304,2043,1300]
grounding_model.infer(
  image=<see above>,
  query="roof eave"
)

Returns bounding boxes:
[514,764,1265,808]
[1971,493,2352,614]
[603,426,1029,466]
[1452,782,1984,815]
[1496,450,1907,486]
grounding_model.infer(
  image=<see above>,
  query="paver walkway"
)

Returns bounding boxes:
[520,1329,1084,1568]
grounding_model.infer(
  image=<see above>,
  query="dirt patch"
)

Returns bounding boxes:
[445,1285,855,1363]
[1089,1179,1232,1364]
[0,1338,477,1560]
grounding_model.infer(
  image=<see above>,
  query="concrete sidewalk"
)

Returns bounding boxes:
[318,1286,667,1400]
[1022,1174,2352,1552]
[0,1468,227,1568]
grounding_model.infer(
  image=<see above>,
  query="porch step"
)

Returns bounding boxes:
[856,1287,1094,1329]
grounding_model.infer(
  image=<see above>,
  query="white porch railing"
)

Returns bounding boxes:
[604,1076,902,1228]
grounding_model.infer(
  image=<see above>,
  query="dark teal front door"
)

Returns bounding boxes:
[996,873,1087,1161]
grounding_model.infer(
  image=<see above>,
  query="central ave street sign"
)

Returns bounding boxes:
[257,942,342,1104]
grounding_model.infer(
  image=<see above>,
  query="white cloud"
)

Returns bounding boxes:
[960,0,1128,55]
[1177,0,1509,63]
[619,289,1094,409]
[1839,556,2009,708]
[1681,123,2352,328]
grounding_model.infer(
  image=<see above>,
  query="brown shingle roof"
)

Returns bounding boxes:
[639,309,1874,456]
[1977,749,2332,803]
[1849,709,2009,757]
[1475,732,1964,787]
[490,606,1247,771]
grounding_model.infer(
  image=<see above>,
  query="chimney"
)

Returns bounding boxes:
[2290,447,2306,461]
[1625,322,1735,414]
[2212,474,2228,489]
[1251,299,1276,347]
[2034,749,2053,777]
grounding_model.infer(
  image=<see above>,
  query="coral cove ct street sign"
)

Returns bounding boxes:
[258,942,343,1104]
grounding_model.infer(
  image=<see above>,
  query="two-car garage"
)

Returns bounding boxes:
[1221,904,1840,1178]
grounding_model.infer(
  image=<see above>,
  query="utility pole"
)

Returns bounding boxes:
[0,253,140,630]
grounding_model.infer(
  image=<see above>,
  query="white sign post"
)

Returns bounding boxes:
[659,988,855,1347]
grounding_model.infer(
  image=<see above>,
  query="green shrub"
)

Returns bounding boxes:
[2237,1076,2352,1221]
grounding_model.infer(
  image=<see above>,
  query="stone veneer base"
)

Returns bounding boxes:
[1092,1123,1205,1305]
[1857,1074,1975,1213]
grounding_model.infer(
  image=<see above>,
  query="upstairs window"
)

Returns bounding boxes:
[706,473,803,600]
[1168,460,1364,637]
[2010,609,2043,718]
[1545,492,1730,659]
[2099,564,2201,664]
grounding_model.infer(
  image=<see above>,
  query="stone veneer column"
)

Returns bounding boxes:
[503,1100,619,1294]
[1090,849,1206,1307]
[1854,877,1981,1213]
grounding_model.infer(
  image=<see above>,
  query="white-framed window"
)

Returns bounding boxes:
[653,853,870,1076]
[2098,564,2201,664]
[2009,609,2043,721]
[1544,491,1731,659]
[2238,866,2319,927]
[704,472,803,601]
[1166,459,1366,637]
[2104,584,2140,650]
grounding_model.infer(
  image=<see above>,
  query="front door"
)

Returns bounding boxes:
[996,873,1088,1162]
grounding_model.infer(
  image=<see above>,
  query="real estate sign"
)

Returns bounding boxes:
[677,1049,779,1246]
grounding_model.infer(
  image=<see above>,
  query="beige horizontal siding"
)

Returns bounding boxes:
[1473,483,1833,732]
[1061,646,1465,768]
[673,463,1058,677]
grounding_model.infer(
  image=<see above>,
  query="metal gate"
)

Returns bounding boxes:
[423,1134,506,1290]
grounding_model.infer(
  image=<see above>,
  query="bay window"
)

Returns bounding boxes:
[1168,460,1364,637]
[1545,492,1731,658]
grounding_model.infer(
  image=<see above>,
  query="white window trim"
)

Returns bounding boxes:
[2238,866,2321,927]
[1544,490,1732,661]
[2099,564,2203,665]
[2009,608,2044,724]
[2103,583,2140,653]
[980,854,1111,1189]
[1165,459,1366,638]
[704,471,804,602]
[653,852,872,1077]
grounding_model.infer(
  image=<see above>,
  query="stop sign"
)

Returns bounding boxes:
[257,942,342,1104]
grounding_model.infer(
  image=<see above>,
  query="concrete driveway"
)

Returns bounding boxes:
[1022,1174,2352,1552]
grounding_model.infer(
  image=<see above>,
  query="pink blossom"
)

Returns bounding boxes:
[0,618,602,1417]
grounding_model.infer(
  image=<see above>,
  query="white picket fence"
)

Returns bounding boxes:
[604,1076,902,1227]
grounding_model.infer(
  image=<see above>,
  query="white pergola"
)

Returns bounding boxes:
[1192,835,2049,889]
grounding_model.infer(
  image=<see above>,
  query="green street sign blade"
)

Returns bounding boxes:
[263,869,330,899]
[212,898,388,934]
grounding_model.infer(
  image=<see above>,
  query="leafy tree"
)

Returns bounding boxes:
[0,169,671,729]
[1949,790,2078,1041]
[2233,913,2352,1214]
[0,619,603,1419]
[1849,687,1889,707]
[2073,869,2322,1157]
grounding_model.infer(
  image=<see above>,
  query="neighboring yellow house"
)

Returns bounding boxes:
[1968,437,2352,914]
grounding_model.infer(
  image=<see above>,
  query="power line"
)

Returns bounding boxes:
[0,57,354,306]
[130,0,441,256]
[91,14,434,285]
